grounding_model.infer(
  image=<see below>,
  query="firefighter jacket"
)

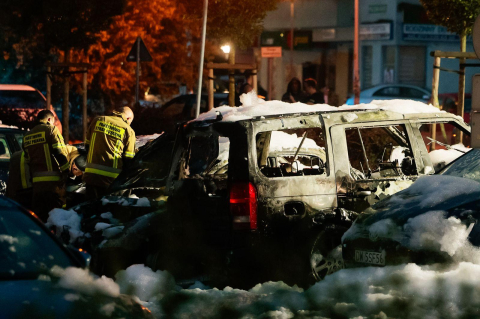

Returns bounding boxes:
[6,151,32,199]
[83,111,135,188]
[23,120,69,185]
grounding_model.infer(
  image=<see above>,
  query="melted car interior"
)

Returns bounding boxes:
[256,127,327,178]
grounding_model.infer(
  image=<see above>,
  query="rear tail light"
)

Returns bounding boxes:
[230,182,258,230]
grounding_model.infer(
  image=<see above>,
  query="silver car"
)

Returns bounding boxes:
[346,84,430,105]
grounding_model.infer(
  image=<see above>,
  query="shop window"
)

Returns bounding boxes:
[382,46,396,84]
[362,46,373,89]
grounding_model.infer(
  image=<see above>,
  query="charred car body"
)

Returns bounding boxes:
[71,104,470,287]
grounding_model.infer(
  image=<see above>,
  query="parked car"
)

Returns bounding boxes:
[342,147,480,269]
[0,195,152,318]
[132,93,228,136]
[345,84,430,105]
[0,125,24,194]
[68,103,469,288]
[0,84,62,132]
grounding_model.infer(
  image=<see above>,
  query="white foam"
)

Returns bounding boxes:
[45,209,84,244]
[194,92,444,123]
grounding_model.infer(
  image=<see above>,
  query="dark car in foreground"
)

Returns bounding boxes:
[342,148,480,268]
[0,196,152,318]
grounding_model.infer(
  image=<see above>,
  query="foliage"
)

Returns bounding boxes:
[71,0,280,107]
[419,0,480,36]
[1,0,280,110]
[182,0,279,49]
[71,0,200,108]
[0,0,126,51]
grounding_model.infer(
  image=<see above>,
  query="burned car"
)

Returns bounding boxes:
[342,147,480,269]
[68,101,469,287]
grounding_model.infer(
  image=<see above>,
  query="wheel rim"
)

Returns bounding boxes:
[311,245,344,281]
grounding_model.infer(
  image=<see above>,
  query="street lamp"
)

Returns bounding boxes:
[221,45,231,54]
[221,44,231,60]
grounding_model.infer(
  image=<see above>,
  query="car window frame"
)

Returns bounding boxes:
[251,115,333,182]
[331,120,421,182]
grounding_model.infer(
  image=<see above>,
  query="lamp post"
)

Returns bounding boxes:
[225,44,236,106]
[195,0,208,119]
[353,0,360,105]
[289,0,295,78]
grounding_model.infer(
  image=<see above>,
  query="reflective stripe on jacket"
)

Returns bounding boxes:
[83,112,135,187]
[23,120,69,184]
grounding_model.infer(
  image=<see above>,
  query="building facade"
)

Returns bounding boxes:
[259,0,476,103]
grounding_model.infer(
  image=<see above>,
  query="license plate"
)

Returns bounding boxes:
[355,250,385,266]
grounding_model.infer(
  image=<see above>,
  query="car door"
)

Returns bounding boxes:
[166,127,233,258]
[331,121,422,213]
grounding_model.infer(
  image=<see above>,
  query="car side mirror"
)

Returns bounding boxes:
[68,246,91,268]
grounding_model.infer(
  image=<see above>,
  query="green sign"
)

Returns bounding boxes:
[369,4,387,14]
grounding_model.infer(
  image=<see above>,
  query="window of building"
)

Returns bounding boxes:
[362,46,373,89]
[399,46,426,87]
[382,46,396,84]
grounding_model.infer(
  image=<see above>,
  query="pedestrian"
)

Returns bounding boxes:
[303,78,325,105]
[282,77,305,103]
[22,110,70,221]
[83,106,136,200]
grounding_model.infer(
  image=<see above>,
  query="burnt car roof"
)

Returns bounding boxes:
[187,108,468,131]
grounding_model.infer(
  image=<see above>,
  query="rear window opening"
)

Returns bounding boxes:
[256,127,327,178]
[179,135,230,196]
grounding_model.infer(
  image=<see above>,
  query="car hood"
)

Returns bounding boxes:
[343,175,480,242]
[0,279,152,318]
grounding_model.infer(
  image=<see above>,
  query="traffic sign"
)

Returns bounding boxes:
[127,37,153,62]
[261,46,282,58]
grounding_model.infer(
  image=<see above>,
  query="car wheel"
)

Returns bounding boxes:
[310,231,344,281]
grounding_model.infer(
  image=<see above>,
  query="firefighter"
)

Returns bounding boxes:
[6,145,85,210]
[6,150,33,210]
[23,110,70,221]
[83,106,135,200]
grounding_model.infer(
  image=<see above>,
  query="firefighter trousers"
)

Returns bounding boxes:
[32,181,66,222]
